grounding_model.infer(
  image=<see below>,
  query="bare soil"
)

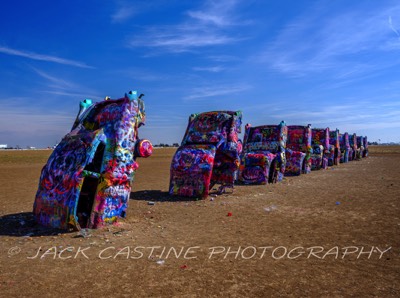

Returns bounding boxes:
[0,146,399,297]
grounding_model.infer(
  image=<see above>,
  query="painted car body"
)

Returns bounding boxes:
[348,133,358,161]
[339,132,350,163]
[169,111,242,198]
[328,129,341,166]
[356,136,364,159]
[285,125,312,175]
[238,121,287,184]
[362,136,369,158]
[33,91,152,230]
[311,128,330,170]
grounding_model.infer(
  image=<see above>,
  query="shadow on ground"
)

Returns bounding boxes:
[0,212,69,237]
[130,190,202,202]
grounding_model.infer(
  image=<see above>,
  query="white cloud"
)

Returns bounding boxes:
[41,90,101,99]
[0,46,94,69]
[388,16,400,38]
[187,0,240,27]
[259,2,400,77]
[184,84,251,100]
[111,5,137,23]
[207,55,239,62]
[31,68,102,100]
[141,29,239,51]
[187,11,230,27]
[186,0,239,27]
[129,0,246,52]
[111,0,168,23]
[192,66,225,72]
[32,68,78,90]
[263,100,400,135]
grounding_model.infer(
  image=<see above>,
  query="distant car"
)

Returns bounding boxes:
[339,132,350,163]
[356,136,364,159]
[348,133,358,161]
[362,136,369,158]
[328,129,341,166]
[238,121,287,184]
[34,90,152,230]
[285,125,312,175]
[311,128,330,170]
[169,110,242,198]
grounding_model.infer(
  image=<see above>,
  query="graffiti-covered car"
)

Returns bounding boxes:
[356,135,364,159]
[328,129,341,166]
[169,111,242,198]
[238,121,287,184]
[339,132,350,163]
[285,125,312,175]
[33,91,152,230]
[348,133,358,161]
[311,128,330,170]
[362,136,369,158]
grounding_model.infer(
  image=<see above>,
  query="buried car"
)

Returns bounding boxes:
[348,133,358,161]
[362,136,369,158]
[328,129,341,166]
[33,90,152,230]
[357,135,364,159]
[311,127,330,170]
[169,110,242,198]
[339,132,350,163]
[285,125,312,175]
[237,121,287,184]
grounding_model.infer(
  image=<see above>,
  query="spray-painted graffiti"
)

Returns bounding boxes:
[348,133,358,161]
[362,136,369,158]
[339,132,350,163]
[311,128,330,170]
[328,129,341,166]
[356,136,364,160]
[285,125,312,175]
[33,91,152,230]
[169,111,242,198]
[238,121,287,184]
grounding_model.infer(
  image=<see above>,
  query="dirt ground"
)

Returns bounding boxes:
[0,146,399,297]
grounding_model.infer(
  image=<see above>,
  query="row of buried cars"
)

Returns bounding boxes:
[32,92,368,230]
[169,110,369,199]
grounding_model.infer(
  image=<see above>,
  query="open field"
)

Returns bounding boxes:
[0,146,399,297]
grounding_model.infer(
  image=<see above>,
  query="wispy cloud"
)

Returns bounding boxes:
[41,90,101,99]
[111,2,137,23]
[388,16,400,39]
[0,46,94,69]
[111,0,169,23]
[138,29,239,51]
[109,67,171,82]
[32,68,101,100]
[263,101,400,135]
[238,97,400,143]
[207,55,240,62]
[259,3,400,78]
[184,84,251,100]
[32,68,78,90]
[129,0,246,52]
[186,0,239,27]
[192,66,225,72]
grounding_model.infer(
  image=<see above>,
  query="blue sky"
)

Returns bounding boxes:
[1,0,400,148]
